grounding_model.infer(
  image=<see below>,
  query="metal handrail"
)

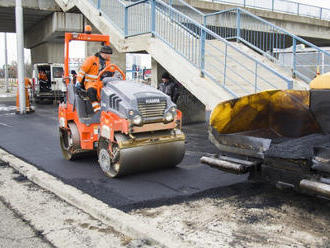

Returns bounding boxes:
[209,0,330,21]
[169,0,330,55]
[127,0,149,8]
[156,0,293,82]
[238,8,330,56]
[88,0,294,97]
[203,7,330,82]
[204,8,236,17]
[168,0,205,16]
[165,0,329,82]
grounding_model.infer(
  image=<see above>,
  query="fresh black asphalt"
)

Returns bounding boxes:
[0,98,246,211]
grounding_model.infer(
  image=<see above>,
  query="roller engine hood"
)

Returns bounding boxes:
[101,79,176,120]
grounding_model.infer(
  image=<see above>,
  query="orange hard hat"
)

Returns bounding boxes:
[85,25,92,34]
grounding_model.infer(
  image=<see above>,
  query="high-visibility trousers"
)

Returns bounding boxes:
[16,88,31,112]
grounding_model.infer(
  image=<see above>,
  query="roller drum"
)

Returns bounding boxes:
[117,140,185,176]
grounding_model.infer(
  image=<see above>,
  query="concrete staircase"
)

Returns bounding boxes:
[204,40,307,95]
[54,0,299,110]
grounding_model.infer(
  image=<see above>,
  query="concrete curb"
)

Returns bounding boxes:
[0,148,190,248]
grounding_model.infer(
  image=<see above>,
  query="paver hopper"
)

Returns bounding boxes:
[202,73,330,198]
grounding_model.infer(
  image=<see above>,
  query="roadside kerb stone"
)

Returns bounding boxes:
[0,148,191,248]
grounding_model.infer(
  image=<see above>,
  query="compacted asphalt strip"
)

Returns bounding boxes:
[0,99,247,211]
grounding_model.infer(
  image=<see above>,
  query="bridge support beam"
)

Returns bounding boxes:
[25,12,83,64]
[30,42,64,64]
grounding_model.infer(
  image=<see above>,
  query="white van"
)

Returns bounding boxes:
[32,63,66,102]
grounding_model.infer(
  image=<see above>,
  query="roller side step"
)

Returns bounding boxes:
[200,156,257,174]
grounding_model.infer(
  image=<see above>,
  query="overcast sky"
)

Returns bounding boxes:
[1,0,330,67]
[0,33,85,66]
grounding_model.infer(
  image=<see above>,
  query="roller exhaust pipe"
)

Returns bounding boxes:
[200,156,251,174]
[300,179,330,198]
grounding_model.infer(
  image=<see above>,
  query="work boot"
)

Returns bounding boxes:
[26,107,35,113]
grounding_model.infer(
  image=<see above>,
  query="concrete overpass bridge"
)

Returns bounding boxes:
[0,0,83,64]
[183,0,330,45]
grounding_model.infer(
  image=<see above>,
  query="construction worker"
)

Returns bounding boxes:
[16,77,33,113]
[38,70,50,92]
[75,46,113,112]
[158,72,180,103]
[71,70,77,84]
[38,70,48,81]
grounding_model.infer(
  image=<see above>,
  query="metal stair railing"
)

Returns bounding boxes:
[154,1,292,94]
[90,0,126,33]
[200,0,330,21]
[87,0,293,97]
[203,8,330,82]
[165,0,330,83]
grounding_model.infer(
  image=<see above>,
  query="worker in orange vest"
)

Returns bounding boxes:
[38,70,48,81]
[75,46,112,112]
[16,77,34,113]
[38,70,50,92]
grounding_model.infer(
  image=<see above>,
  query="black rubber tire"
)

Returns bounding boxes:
[59,128,78,160]
[97,137,120,178]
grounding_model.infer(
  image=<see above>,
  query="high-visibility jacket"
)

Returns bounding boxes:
[77,55,109,94]
[16,78,32,111]
[38,72,48,81]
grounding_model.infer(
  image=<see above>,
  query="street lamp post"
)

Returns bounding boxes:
[4,33,9,93]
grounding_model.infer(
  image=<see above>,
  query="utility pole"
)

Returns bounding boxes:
[4,33,9,93]
[16,0,26,114]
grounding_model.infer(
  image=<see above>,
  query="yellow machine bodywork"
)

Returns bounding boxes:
[310,72,330,89]
[210,73,330,141]
[210,90,320,138]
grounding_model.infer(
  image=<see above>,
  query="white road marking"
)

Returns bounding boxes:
[0,122,12,127]
[0,105,16,111]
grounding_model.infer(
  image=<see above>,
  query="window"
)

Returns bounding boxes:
[53,67,64,78]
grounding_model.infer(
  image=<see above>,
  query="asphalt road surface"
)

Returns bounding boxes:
[0,98,246,211]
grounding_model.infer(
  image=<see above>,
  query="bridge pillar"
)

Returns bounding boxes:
[30,42,64,64]
[151,57,163,88]
[25,12,84,64]
[151,58,205,124]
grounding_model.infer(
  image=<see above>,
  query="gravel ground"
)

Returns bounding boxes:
[1,82,330,247]
[0,199,53,248]
[131,182,330,248]
[0,160,160,248]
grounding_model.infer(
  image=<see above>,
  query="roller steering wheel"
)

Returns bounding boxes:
[97,64,126,81]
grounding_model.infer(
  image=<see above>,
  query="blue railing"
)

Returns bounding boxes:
[126,0,151,37]
[164,0,330,82]
[203,8,330,82]
[90,0,126,33]
[207,0,330,21]
[88,0,293,96]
